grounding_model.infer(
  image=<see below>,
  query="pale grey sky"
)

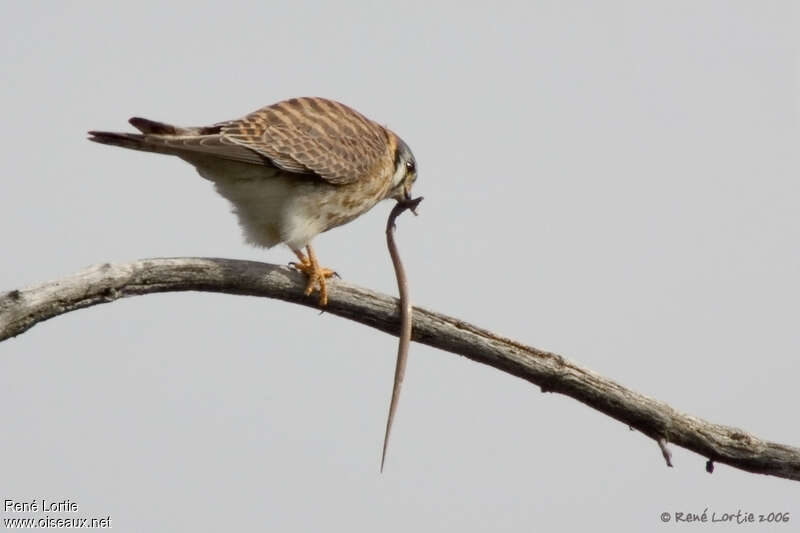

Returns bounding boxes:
[1,1,798,531]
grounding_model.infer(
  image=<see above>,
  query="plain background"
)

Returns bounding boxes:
[1,1,798,531]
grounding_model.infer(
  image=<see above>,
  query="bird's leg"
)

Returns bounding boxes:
[290,245,335,306]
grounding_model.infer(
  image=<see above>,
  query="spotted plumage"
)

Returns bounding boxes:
[88,97,418,305]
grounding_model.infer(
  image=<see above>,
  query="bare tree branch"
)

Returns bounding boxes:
[1,257,799,481]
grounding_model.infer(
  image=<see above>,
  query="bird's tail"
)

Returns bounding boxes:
[87,130,154,152]
[88,117,208,155]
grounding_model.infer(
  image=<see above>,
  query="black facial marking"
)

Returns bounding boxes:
[393,146,404,176]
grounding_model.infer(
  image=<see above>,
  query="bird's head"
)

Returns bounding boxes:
[388,134,417,202]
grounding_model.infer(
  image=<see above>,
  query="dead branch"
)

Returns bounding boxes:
[1,257,798,481]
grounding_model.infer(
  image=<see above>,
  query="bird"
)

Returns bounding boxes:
[88,96,417,305]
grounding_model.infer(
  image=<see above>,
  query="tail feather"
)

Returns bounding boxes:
[129,117,223,136]
[89,117,187,154]
[87,129,187,157]
[88,117,253,163]
[129,117,180,134]
[87,131,152,152]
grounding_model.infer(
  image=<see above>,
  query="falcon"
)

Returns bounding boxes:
[89,97,417,305]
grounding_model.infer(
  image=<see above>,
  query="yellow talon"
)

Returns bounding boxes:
[291,245,335,306]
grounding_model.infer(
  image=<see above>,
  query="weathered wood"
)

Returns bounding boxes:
[1,257,798,481]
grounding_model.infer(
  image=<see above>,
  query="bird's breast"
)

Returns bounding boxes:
[192,157,394,251]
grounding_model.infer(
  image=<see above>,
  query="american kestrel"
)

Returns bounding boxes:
[89,97,417,305]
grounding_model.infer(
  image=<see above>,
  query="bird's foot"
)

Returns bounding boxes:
[290,248,335,306]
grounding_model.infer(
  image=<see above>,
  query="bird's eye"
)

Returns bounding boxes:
[406,160,415,173]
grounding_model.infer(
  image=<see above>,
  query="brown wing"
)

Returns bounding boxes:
[221,97,390,185]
